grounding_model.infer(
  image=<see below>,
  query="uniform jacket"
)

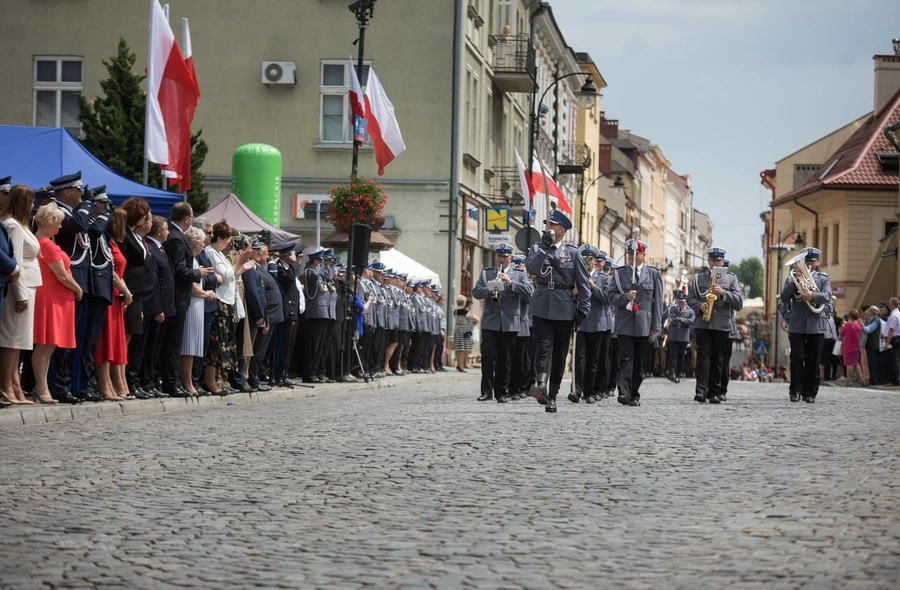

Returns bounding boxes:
[398,288,412,331]
[357,277,376,327]
[164,223,201,312]
[89,229,113,304]
[473,265,534,332]
[606,264,663,337]
[303,265,330,320]
[517,271,533,337]
[665,303,695,343]
[780,271,832,335]
[525,241,591,321]
[578,268,610,333]
[276,259,300,323]
[54,199,95,291]
[688,268,743,332]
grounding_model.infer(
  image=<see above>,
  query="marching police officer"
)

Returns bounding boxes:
[570,245,609,404]
[525,210,590,413]
[720,258,742,400]
[508,253,533,400]
[473,243,534,403]
[606,238,663,407]
[780,247,832,403]
[664,290,694,383]
[687,247,743,404]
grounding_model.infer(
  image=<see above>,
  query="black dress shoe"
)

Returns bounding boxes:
[529,384,547,405]
[282,379,298,387]
[707,395,721,404]
[694,393,706,403]
[133,389,153,400]
[790,393,801,402]
[617,394,631,406]
[81,390,103,403]
[476,393,492,402]
[567,393,580,404]
[585,395,597,404]
[629,398,641,407]
[674,377,681,384]
[545,398,557,413]
[56,391,82,404]
[236,384,254,393]
[719,394,726,402]
[164,387,191,398]
[496,395,508,403]
[803,396,815,404]
[256,384,272,392]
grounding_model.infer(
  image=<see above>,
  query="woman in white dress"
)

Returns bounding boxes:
[0,185,43,405]
[179,227,216,395]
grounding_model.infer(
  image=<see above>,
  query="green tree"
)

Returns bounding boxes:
[79,37,208,207]
[734,257,764,298]
[185,129,209,214]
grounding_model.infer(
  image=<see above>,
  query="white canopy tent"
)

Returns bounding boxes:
[379,249,441,287]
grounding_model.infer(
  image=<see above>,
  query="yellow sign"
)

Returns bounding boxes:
[485,207,510,232]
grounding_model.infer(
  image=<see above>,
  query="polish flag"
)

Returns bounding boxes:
[514,148,530,211]
[363,68,406,175]
[146,0,199,191]
[348,56,365,119]
[529,157,571,213]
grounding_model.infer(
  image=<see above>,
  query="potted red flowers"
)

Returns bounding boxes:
[327,175,388,231]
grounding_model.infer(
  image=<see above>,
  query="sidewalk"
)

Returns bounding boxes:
[0,372,478,428]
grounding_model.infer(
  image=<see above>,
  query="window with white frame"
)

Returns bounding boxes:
[319,60,370,143]
[33,57,83,136]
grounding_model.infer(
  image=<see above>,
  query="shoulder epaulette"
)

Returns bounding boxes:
[817,272,829,277]
[647,265,660,272]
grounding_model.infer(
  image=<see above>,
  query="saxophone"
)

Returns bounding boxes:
[703,271,718,322]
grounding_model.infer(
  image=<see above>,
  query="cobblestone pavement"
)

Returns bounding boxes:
[2,375,899,589]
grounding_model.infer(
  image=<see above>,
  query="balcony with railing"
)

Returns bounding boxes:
[557,142,591,175]
[490,34,536,94]
[482,166,526,207]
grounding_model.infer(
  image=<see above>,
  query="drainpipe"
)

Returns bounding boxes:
[794,196,819,247]
[597,205,610,250]
[447,0,463,321]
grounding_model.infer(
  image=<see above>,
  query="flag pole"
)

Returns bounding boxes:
[142,0,154,185]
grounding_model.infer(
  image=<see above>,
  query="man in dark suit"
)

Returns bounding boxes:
[272,245,300,387]
[232,240,266,392]
[247,243,278,391]
[133,216,175,398]
[160,202,212,396]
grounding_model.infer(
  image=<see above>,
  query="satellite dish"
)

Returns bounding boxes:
[515,227,541,252]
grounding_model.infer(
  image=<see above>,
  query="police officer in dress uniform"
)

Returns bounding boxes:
[82,186,114,397]
[525,210,591,413]
[356,264,376,378]
[369,263,387,377]
[719,258,742,400]
[602,260,618,397]
[606,239,663,407]
[302,247,330,383]
[665,290,695,384]
[780,247,832,403]
[49,172,107,402]
[687,247,743,404]
[272,245,300,387]
[590,252,614,399]
[508,253,534,399]
[570,246,609,404]
[473,243,534,402]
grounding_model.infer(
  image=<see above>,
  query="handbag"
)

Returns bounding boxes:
[832,338,843,356]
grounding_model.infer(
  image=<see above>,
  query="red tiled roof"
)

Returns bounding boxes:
[773,88,900,205]
[667,169,688,189]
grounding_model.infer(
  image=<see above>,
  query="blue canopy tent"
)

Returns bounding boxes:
[0,125,183,215]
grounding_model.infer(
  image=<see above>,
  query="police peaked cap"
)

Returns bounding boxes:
[0,176,11,192]
[706,247,726,259]
[544,210,572,231]
[49,171,83,190]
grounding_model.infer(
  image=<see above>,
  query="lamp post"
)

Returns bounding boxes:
[769,231,795,373]
[527,72,597,194]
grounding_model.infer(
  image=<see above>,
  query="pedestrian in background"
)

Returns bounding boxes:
[453,296,477,372]
[840,308,864,387]
[862,305,883,385]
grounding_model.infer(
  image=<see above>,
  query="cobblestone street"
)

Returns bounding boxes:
[1,374,899,589]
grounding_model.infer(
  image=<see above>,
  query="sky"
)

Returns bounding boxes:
[549,0,900,263]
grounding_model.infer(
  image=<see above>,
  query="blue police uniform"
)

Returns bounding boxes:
[664,292,695,383]
[571,246,611,404]
[524,211,591,412]
[780,247,832,402]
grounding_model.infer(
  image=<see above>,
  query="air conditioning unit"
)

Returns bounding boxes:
[262,61,296,86]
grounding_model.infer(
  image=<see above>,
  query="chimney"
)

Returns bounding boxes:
[598,143,612,176]
[874,39,900,114]
[600,112,619,139]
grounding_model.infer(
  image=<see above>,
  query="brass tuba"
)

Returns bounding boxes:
[785,251,825,314]
[703,271,717,322]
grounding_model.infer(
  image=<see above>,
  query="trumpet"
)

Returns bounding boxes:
[785,251,825,314]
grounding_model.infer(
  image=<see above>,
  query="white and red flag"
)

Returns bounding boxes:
[514,148,530,211]
[529,156,571,214]
[363,68,406,175]
[146,0,199,191]
[348,56,365,119]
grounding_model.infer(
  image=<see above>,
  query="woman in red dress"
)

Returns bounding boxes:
[32,203,83,403]
[94,207,134,401]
